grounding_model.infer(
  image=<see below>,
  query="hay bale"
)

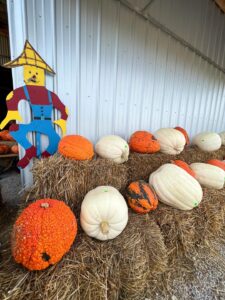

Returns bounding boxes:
[0,209,167,300]
[127,146,225,182]
[152,188,225,261]
[31,155,128,212]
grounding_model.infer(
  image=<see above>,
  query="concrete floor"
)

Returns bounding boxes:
[0,169,21,206]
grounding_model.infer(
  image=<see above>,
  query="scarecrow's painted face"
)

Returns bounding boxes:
[23,65,45,86]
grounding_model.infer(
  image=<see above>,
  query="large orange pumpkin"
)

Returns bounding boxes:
[171,160,196,178]
[207,159,225,171]
[126,180,158,214]
[58,135,94,160]
[12,199,77,271]
[174,127,190,145]
[129,131,160,154]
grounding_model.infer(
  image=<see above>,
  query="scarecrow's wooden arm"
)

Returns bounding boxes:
[51,92,69,136]
[0,91,23,129]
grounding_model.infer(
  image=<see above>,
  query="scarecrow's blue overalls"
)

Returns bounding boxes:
[10,85,60,157]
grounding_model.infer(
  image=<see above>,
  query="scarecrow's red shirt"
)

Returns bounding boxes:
[7,85,68,120]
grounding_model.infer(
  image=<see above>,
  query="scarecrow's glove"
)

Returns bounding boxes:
[53,119,67,136]
[0,110,23,129]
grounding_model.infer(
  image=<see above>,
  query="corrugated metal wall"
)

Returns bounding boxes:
[6,0,225,186]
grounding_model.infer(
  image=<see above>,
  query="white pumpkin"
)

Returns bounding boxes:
[219,131,225,145]
[95,135,129,164]
[192,132,221,152]
[149,164,203,210]
[154,128,186,155]
[80,186,128,241]
[190,163,225,189]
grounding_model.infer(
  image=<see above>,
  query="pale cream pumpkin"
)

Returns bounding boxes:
[154,128,186,155]
[80,186,128,241]
[192,132,221,152]
[149,164,203,210]
[219,132,225,145]
[190,163,225,189]
[95,135,129,164]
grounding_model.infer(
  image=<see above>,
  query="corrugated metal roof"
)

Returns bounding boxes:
[6,0,225,186]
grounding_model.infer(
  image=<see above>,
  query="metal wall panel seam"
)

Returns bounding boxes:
[75,0,81,134]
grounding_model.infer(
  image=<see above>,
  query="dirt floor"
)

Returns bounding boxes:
[1,171,225,300]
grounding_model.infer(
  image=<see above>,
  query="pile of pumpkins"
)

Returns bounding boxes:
[57,127,225,163]
[10,126,225,271]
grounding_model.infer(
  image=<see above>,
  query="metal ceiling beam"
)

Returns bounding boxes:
[119,0,225,74]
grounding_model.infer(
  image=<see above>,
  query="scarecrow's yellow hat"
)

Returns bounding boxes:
[3,40,55,74]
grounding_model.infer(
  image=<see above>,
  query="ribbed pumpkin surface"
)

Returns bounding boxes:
[207,159,225,171]
[174,126,190,145]
[11,199,77,271]
[58,135,94,160]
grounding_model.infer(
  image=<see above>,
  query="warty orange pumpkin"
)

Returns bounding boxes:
[11,199,77,271]
[58,135,94,160]
[171,160,196,178]
[129,131,160,154]
[174,126,190,145]
[126,180,158,214]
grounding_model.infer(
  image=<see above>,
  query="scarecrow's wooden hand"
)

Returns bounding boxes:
[0,110,23,130]
[53,119,66,136]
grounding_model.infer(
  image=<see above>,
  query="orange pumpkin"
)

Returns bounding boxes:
[126,180,158,214]
[0,130,15,141]
[11,144,19,154]
[11,199,77,271]
[0,144,10,154]
[174,127,190,145]
[58,135,94,160]
[171,160,196,178]
[129,131,160,154]
[207,159,225,171]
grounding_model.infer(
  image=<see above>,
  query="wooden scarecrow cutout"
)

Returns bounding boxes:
[0,40,68,168]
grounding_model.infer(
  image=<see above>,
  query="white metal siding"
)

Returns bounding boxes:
[6,0,225,187]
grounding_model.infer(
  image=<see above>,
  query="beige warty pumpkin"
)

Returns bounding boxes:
[190,163,225,189]
[149,164,203,210]
[154,128,186,155]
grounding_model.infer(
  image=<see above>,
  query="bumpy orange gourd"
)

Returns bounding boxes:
[58,135,94,160]
[126,180,158,214]
[207,159,225,171]
[129,131,160,154]
[174,127,190,145]
[0,130,15,141]
[12,199,77,271]
[171,160,196,178]
[0,144,10,154]
[11,144,19,154]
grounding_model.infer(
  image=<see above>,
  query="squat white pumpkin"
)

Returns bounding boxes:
[149,164,203,210]
[95,135,129,164]
[80,186,128,241]
[154,128,186,155]
[192,132,221,152]
[219,132,225,145]
[190,163,225,190]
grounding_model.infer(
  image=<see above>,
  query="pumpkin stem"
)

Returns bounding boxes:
[100,221,109,234]
[40,203,50,208]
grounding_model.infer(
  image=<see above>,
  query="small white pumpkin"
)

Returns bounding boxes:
[219,131,225,145]
[192,132,221,152]
[80,186,128,241]
[95,135,129,164]
[154,128,186,155]
[149,164,203,210]
[190,163,225,189]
